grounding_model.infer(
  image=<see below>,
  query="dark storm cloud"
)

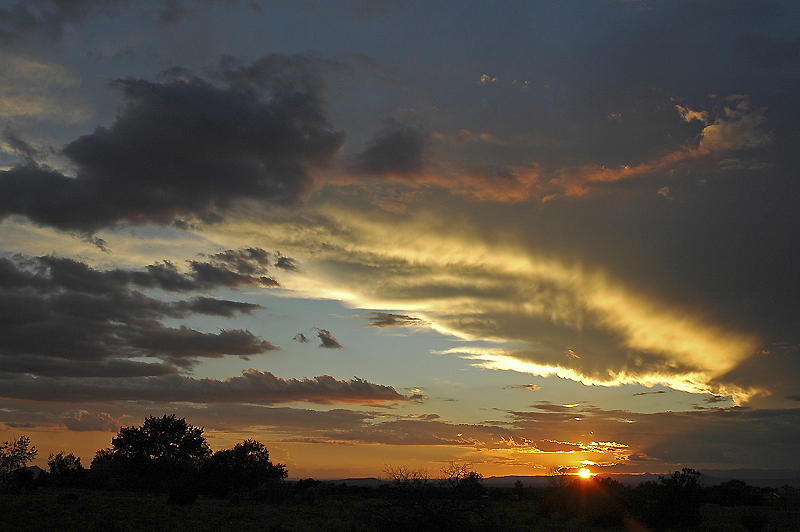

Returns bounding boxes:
[0,399,377,435]
[0,56,343,233]
[0,356,176,378]
[315,328,343,348]
[0,370,409,405]
[0,253,276,376]
[182,297,260,317]
[365,312,425,328]
[123,327,276,367]
[30,247,287,292]
[352,118,429,176]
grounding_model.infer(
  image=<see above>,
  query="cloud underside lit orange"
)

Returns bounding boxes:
[323,95,770,204]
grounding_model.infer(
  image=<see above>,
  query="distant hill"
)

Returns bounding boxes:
[24,465,45,478]
[699,469,800,488]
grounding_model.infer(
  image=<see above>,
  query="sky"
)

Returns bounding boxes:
[1,0,799,479]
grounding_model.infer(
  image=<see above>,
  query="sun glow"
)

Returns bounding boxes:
[577,468,592,479]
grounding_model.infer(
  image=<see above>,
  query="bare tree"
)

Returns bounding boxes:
[383,464,430,489]
[440,461,481,488]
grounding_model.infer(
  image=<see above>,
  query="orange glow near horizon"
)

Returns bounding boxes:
[577,468,592,479]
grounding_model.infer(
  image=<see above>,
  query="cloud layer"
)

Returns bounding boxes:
[0,250,284,375]
[0,56,343,232]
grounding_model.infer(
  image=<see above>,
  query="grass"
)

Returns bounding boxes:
[2,484,799,531]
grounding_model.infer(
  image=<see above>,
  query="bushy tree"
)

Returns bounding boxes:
[92,415,210,491]
[200,439,287,498]
[109,415,210,464]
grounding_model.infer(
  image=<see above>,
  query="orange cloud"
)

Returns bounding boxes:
[327,95,770,206]
[550,95,771,198]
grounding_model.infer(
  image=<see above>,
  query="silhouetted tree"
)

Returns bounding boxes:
[384,464,430,488]
[0,436,37,482]
[47,452,85,487]
[200,439,287,498]
[92,415,210,491]
[0,435,37,492]
[440,461,485,498]
[109,415,210,464]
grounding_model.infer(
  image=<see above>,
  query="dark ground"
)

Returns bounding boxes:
[2,482,799,531]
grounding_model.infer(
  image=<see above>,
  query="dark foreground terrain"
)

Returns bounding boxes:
[2,478,799,531]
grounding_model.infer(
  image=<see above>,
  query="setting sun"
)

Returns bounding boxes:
[578,468,592,479]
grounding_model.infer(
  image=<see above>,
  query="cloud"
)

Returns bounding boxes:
[186,248,280,288]
[0,1,113,45]
[37,247,284,292]
[502,384,541,391]
[316,328,343,348]
[632,390,667,397]
[351,118,429,176]
[1,127,44,164]
[0,56,343,233]
[0,1,259,45]
[274,253,299,271]
[182,297,261,318]
[293,332,310,343]
[0,356,177,378]
[674,104,709,124]
[703,395,732,404]
[258,204,762,400]
[63,411,119,432]
[0,370,409,405]
[0,252,278,376]
[698,96,771,152]
[123,327,276,367]
[6,393,800,472]
[549,95,772,198]
[0,52,88,124]
[365,312,426,328]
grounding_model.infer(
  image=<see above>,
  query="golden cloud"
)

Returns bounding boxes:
[211,203,763,402]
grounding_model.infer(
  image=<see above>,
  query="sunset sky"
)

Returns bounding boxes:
[1,0,799,479]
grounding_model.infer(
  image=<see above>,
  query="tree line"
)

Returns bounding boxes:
[1,414,287,503]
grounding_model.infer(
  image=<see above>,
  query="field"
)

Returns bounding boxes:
[2,482,799,531]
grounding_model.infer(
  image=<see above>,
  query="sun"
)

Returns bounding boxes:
[577,468,592,479]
